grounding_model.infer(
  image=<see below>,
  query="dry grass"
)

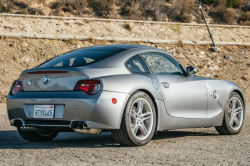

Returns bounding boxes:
[68,39,79,45]
[75,22,84,26]
[88,36,95,43]
[177,39,184,47]
[85,19,95,23]
[64,22,70,26]
[169,24,181,32]
[197,64,205,70]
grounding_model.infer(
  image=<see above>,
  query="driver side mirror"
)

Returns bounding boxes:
[186,66,197,75]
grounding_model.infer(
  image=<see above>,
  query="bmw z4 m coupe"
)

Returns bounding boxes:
[7,44,245,146]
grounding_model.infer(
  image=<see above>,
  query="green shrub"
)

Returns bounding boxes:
[203,0,243,8]
[203,0,221,5]
[226,0,243,8]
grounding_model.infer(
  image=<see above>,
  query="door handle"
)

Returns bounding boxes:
[161,82,169,88]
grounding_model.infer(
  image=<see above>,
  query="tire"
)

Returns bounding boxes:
[17,127,59,142]
[111,91,157,146]
[215,92,245,135]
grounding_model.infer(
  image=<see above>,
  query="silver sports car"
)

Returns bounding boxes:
[7,44,245,146]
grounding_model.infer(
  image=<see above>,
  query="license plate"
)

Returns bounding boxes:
[34,105,54,118]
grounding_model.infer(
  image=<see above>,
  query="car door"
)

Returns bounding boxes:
[140,52,208,119]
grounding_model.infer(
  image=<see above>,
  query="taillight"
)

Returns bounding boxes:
[74,80,101,95]
[12,80,24,95]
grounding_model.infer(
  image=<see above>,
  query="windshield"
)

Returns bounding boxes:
[38,47,127,68]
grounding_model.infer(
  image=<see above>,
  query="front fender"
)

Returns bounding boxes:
[205,80,245,119]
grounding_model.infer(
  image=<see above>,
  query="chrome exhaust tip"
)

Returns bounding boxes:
[13,120,24,127]
[71,121,86,129]
[71,121,101,135]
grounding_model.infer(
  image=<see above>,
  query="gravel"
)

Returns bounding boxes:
[0,104,250,165]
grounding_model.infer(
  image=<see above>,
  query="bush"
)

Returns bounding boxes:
[123,23,133,31]
[203,0,222,5]
[226,0,243,8]
[88,0,118,17]
[49,0,91,16]
[168,0,198,23]
[209,4,240,24]
[119,0,167,21]
[203,0,243,8]
[239,11,250,25]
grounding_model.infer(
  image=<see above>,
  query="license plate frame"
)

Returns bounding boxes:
[34,105,54,118]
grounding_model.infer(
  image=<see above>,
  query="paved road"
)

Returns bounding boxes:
[0,104,250,165]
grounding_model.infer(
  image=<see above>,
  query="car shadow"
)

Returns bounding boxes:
[153,130,218,140]
[0,129,219,149]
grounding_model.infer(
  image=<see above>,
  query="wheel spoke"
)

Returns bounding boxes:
[234,107,242,115]
[130,109,137,120]
[137,100,144,114]
[141,112,152,121]
[139,123,148,136]
[133,124,139,135]
[234,116,240,126]
[229,116,234,126]
[232,98,236,109]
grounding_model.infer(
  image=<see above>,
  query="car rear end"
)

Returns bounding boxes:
[6,46,130,133]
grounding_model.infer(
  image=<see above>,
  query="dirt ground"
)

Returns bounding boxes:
[1,15,250,43]
[0,37,250,103]
[0,104,250,165]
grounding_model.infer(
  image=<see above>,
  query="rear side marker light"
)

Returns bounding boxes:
[12,80,24,95]
[74,80,101,95]
[112,98,117,104]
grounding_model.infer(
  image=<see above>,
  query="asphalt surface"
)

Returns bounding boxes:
[1,104,250,166]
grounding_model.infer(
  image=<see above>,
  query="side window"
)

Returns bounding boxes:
[141,52,184,75]
[125,55,150,74]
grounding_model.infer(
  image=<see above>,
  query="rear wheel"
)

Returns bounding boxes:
[17,127,59,142]
[215,92,245,135]
[111,91,156,146]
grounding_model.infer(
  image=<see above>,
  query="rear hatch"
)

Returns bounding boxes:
[20,68,89,91]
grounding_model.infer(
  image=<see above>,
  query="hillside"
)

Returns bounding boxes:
[0,37,250,103]
[0,0,250,25]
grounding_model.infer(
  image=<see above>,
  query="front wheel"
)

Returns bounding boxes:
[112,91,156,146]
[215,92,245,135]
[17,127,59,142]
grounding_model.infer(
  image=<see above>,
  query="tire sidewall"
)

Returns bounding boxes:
[124,91,156,146]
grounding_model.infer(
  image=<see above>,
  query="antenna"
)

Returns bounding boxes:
[199,0,216,47]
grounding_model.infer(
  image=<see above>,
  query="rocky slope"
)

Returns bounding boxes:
[0,37,250,103]
[1,0,250,25]
[1,15,250,44]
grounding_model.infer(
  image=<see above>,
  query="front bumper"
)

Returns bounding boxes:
[7,90,129,129]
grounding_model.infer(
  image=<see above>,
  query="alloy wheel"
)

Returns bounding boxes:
[228,97,244,131]
[129,98,154,140]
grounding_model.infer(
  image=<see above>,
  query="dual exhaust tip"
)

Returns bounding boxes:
[71,121,87,129]
[71,121,102,135]
[13,120,102,135]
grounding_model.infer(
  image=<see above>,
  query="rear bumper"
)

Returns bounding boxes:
[7,90,129,129]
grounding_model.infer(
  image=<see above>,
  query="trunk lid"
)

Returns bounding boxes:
[19,68,89,91]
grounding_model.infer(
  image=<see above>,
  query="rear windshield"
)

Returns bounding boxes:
[38,47,127,68]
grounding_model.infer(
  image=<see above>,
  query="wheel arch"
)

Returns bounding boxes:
[232,89,246,111]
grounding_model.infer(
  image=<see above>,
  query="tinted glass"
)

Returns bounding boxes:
[126,55,150,73]
[38,47,127,68]
[141,52,184,75]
